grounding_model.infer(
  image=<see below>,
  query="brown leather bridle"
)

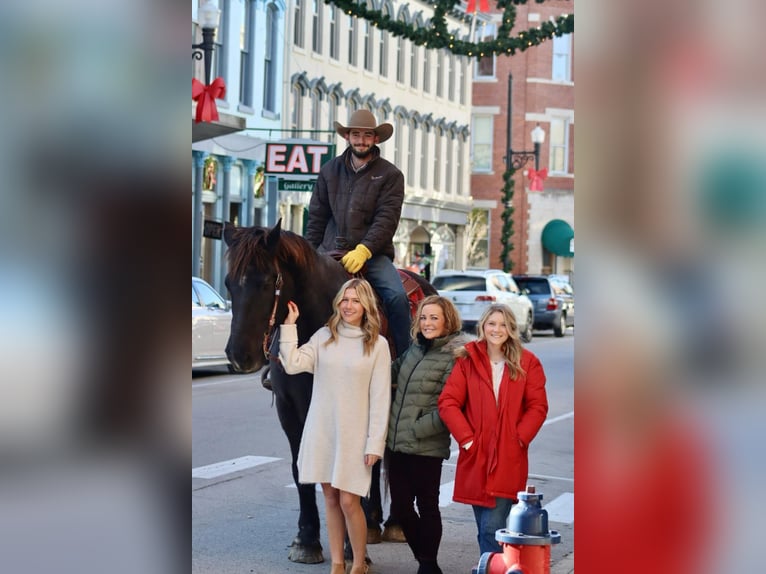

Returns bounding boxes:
[262,263,284,362]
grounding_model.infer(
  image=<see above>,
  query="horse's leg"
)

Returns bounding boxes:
[361,460,383,543]
[272,369,323,564]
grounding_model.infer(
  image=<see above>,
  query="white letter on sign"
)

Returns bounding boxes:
[266,145,287,173]
[306,146,329,173]
[286,146,309,173]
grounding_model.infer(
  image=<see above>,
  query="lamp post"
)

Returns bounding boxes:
[504,75,546,171]
[193,1,222,86]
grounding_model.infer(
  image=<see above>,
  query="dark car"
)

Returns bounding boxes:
[512,275,574,337]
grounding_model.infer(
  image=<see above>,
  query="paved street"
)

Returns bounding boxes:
[193,331,573,573]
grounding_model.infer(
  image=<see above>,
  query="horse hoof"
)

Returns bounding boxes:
[366,526,382,544]
[381,524,407,543]
[288,545,324,564]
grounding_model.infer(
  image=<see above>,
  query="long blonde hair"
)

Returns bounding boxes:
[325,278,382,355]
[476,304,525,379]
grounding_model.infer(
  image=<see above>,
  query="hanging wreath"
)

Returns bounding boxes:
[326,0,573,58]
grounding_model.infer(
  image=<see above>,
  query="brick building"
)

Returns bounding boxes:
[470,1,574,279]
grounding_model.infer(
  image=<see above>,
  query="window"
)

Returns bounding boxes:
[435,51,443,97]
[213,0,226,82]
[420,128,429,189]
[457,137,465,195]
[328,92,339,139]
[448,54,456,100]
[552,33,572,82]
[396,36,406,83]
[422,50,431,93]
[263,4,278,112]
[348,15,358,66]
[394,115,404,167]
[549,118,570,174]
[311,90,321,129]
[311,0,322,54]
[364,20,374,71]
[410,44,419,88]
[433,128,442,191]
[459,58,467,104]
[471,116,493,172]
[329,7,339,59]
[476,23,496,78]
[239,0,254,107]
[407,121,416,187]
[294,0,304,48]
[379,27,389,76]
[291,84,304,136]
[446,135,454,193]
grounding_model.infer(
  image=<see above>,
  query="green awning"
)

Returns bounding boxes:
[541,219,574,257]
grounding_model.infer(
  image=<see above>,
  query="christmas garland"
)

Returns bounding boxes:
[326,0,573,58]
[499,167,516,271]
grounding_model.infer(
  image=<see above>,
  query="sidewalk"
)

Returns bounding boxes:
[550,552,574,574]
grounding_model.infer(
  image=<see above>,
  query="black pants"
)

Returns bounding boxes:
[388,451,444,564]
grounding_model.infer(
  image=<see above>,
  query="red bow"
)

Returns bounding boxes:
[527,168,548,191]
[192,77,226,123]
[466,0,490,13]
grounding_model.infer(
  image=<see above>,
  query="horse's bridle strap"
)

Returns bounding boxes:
[263,264,283,362]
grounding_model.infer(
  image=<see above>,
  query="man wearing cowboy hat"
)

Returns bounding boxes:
[305,109,411,358]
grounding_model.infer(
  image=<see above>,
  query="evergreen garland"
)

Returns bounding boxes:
[326,0,573,58]
[499,167,516,271]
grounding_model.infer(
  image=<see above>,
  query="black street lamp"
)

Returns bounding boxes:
[193,1,222,86]
[506,123,546,171]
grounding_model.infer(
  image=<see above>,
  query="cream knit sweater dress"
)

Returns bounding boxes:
[279,322,391,497]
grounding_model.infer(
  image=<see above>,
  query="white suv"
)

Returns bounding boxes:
[431,270,534,342]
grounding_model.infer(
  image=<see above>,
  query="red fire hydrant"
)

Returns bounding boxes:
[473,485,561,574]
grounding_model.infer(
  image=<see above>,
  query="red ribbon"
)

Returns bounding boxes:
[466,0,490,13]
[527,168,548,191]
[192,77,226,123]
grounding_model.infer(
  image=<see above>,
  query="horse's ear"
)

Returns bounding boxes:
[265,219,282,252]
[223,222,236,246]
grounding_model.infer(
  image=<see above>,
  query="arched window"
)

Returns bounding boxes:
[407,117,418,187]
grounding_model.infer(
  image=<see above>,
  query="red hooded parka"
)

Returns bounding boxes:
[438,340,548,507]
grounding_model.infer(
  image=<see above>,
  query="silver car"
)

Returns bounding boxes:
[431,269,535,342]
[192,277,233,370]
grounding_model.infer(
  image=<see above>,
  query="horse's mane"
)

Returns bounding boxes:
[227,227,317,281]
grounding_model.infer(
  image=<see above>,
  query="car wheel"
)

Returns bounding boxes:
[553,313,566,337]
[521,312,533,343]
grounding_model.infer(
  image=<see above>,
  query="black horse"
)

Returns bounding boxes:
[223,220,436,564]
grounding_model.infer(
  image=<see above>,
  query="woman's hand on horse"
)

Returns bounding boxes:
[364,454,380,467]
[285,301,300,324]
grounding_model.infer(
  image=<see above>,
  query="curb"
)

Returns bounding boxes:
[550,552,574,574]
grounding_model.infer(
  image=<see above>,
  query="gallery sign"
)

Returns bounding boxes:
[264,143,335,176]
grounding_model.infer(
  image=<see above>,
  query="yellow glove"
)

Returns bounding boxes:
[340,243,372,273]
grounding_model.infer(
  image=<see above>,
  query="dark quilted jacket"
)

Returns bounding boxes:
[305,146,404,260]
[387,331,468,459]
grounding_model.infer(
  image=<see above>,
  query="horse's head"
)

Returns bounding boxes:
[223,219,284,373]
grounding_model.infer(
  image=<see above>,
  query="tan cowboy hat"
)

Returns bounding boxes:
[333,109,394,143]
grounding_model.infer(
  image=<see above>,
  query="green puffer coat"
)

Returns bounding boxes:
[387,331,467,459]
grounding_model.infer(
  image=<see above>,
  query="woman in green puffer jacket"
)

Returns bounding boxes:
[386,295,468,574]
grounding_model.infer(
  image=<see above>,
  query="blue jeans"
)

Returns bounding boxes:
[472,497,514,555]
[365,254,411,356]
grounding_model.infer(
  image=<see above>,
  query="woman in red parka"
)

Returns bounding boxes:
[438,304,548,555]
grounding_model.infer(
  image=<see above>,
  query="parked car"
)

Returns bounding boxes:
[431,269,535,342]
[512,274,574,337]
[192,277,233,370]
